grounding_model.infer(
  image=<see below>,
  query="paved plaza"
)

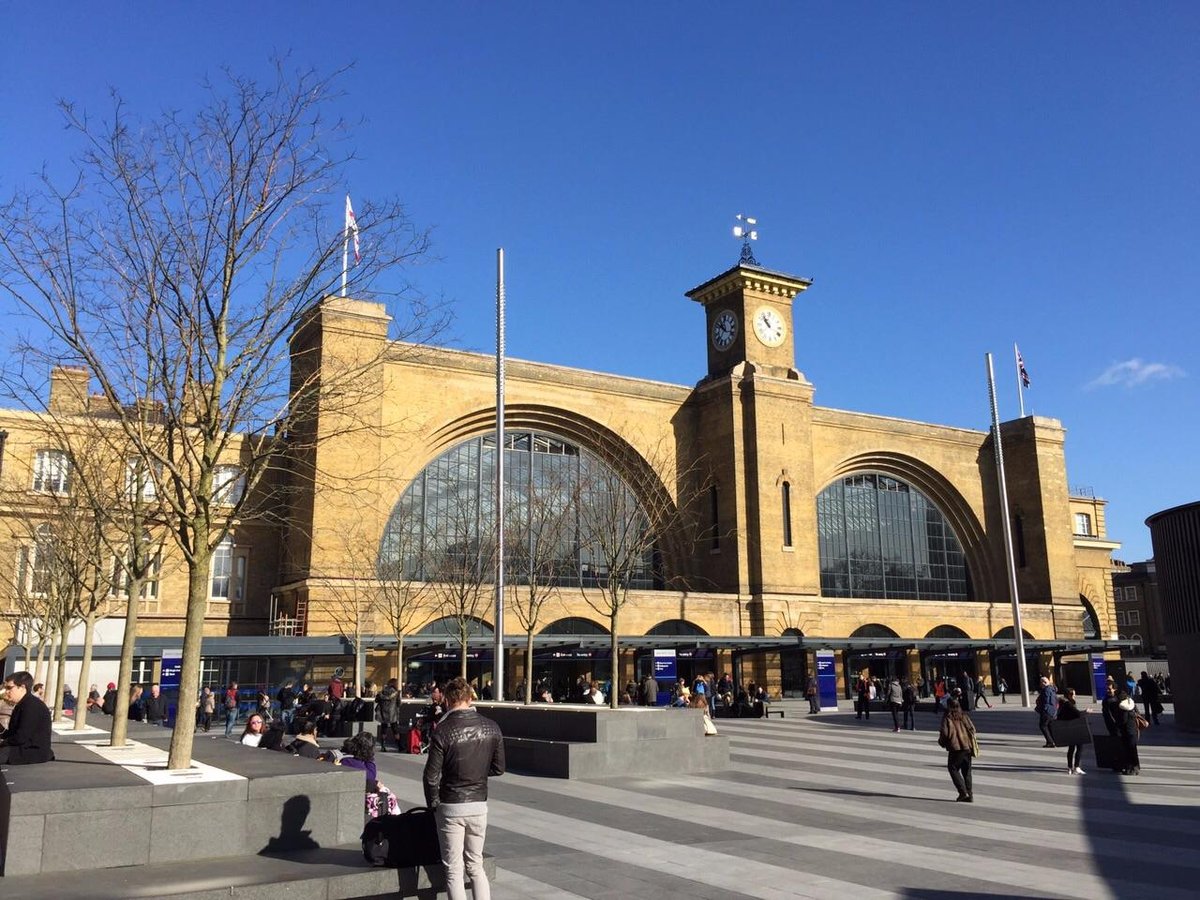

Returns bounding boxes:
[371,701,1200,899]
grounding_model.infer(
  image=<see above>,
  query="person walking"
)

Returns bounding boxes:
[1056,688,1088,774]
[998,677,1009,704]
[901,678,918,731]
[855,675,871,721]
[1136,671,1162,725]
[1114,690,1143,776]
[223,681,240,738]
[198,686,216,733]
[423,676,505,900]
[277,680,297,730]
[886,676,904,732]
[1035,676,1058,747]
[937,698,977,802]
[973,675,993,709]
[805,675,820,715]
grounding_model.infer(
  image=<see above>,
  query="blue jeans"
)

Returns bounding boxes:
[281,708,295,730]
[435,806,490,900]
[224,707,238,737]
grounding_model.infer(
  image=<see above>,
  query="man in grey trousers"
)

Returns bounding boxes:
[423,676,505,900]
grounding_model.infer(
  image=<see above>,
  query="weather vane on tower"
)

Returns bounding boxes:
[733,214,759,266]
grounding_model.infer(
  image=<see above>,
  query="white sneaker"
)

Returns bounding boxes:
[1075,767,1086,775]
[1067,767,1076,775]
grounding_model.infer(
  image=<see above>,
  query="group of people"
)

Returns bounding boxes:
[1036,674,1150,776]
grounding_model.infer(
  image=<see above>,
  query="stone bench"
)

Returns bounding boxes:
[0,842,496,899]
[1,730,364,876]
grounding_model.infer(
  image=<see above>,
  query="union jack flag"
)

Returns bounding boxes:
[1016,346,1031,388]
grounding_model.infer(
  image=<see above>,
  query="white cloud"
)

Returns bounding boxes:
[1087,358,1186,389]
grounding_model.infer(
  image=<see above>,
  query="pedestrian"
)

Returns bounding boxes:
[223,681,240,737]
[375,678,401,751]
[974,675,993,709]
[277,680,297,730]
[856,674,871,720]
[143,683,168,726]
[998,677,1008,704]
[128,685,145,722]
[1035,676,1058,747]
[902,678,918,730]
[256,689,273,723]
[639,671,659,707]
[0,671,55,765]
[886,676,903,732]
[1136,671,1162,725]
[805,675,820,715]
[101,682,118,716]
[198,686,215,732]
[958,671,973,711]
[240,713,267,747]
[1056,688,1088,775]
[1114,690,1144,776]
[423,676,505,900]
[937,698,977,802]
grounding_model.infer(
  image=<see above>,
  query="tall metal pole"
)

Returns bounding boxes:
[987,353,1031,707]
[1014,343,1025,418]
[493,249,506,701]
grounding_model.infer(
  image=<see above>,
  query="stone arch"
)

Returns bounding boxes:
[925,624,970,639]
[414,615,493,637]
[850,623,900,639]
[1079,595,1101,640]
[818,451,993,601]
[646,619,709,636]
[540,616,609,635]
[992,626,1034,640]
[420,405,687,574]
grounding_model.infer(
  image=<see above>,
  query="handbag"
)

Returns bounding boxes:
[1135,713,1150,731]
[969,730,981,758]
[361,807,441,868]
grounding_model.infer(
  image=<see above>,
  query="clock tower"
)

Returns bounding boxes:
[686,262,812,379]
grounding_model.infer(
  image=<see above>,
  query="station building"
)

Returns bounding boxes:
[0,258,1126,698]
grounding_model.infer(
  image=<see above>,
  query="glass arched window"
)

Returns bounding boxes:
[818,473,971,601]
[380,430,658,590]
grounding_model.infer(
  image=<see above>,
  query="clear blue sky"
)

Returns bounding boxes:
[3,5,1197,562]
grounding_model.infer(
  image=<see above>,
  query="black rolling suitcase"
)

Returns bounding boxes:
[1092,733,1126,771]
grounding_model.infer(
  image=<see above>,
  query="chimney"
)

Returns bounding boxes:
[48,366,90,415]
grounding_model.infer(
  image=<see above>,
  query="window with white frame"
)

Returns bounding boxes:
[125,457,160,501]
[1125,585,1139,603]
[212,465,245,505]
[32,449,71,494]
[16,524,56,597]
[1115,610,1127,626]
[209,536,247,615]
[1127,609,1140,626]
[1073,512,1092,536]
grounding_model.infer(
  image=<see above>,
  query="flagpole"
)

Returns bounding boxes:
[1014,343,1025,418]
[493,248,506,701]
[341,197,350,298]
[987,352,1031,708]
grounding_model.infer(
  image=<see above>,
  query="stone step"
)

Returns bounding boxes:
[1,843,495,899]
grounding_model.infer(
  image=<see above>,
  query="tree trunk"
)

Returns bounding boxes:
[459,632,468,681]
[396,636,405,689]
[75,612,97,730]
[53,619,69,721]
[525,630,534,705]
[610,609,620,709]
[166,548,210,770]
[110,591,143,746]
[33,639,46,694]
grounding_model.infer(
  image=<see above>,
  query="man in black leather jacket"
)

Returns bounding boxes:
[422,676,504,900]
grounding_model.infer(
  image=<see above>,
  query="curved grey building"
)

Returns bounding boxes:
[1146,500,1200,730]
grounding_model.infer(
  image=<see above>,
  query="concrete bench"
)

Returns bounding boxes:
[0,842,496,899]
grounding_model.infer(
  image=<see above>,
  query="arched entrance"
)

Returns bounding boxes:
[639,620,710,688]
[845,624,904,697]
[533,617,610,700]
[990,626,1038,698]
[408,616,494,689]
[921,625,975,696]
[779,628,806,698]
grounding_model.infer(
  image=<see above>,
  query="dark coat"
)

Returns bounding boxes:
[375,685,401,724]
[1,693,55,764]
[143,694,168,723]
[422,706,504,808]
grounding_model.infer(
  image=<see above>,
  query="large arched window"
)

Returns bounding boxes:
[818,473,971,601]
[380,430,658,589]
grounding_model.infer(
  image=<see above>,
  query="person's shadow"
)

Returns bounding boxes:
[259,794,320,854]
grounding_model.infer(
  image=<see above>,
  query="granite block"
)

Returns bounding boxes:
[41,805,151,871]
[151,799,247,862]
[246,768,361,799]
[10,783,154,816]
[246,792,341,853]
[3,813,45,876]
[336,789,367,845]
[152,777,248,808]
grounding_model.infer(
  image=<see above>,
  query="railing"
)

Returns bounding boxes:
[1070,485,1095,498]
[270,615,300,637]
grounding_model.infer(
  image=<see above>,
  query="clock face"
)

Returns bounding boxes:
[711,309,738,351]
[752,307,787,348]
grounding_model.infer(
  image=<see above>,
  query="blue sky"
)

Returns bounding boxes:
[3,5,1196,562]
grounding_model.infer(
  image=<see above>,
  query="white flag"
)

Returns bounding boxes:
[345,195,360,263]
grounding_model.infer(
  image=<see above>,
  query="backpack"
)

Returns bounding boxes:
[361,809,440,868]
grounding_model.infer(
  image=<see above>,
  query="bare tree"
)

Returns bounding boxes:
[573,432,709,709]
[0,64,441,768]
[428,484,497,682]
[506,449,575,704]
[307,521,384,692]
[376,511,435,691]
